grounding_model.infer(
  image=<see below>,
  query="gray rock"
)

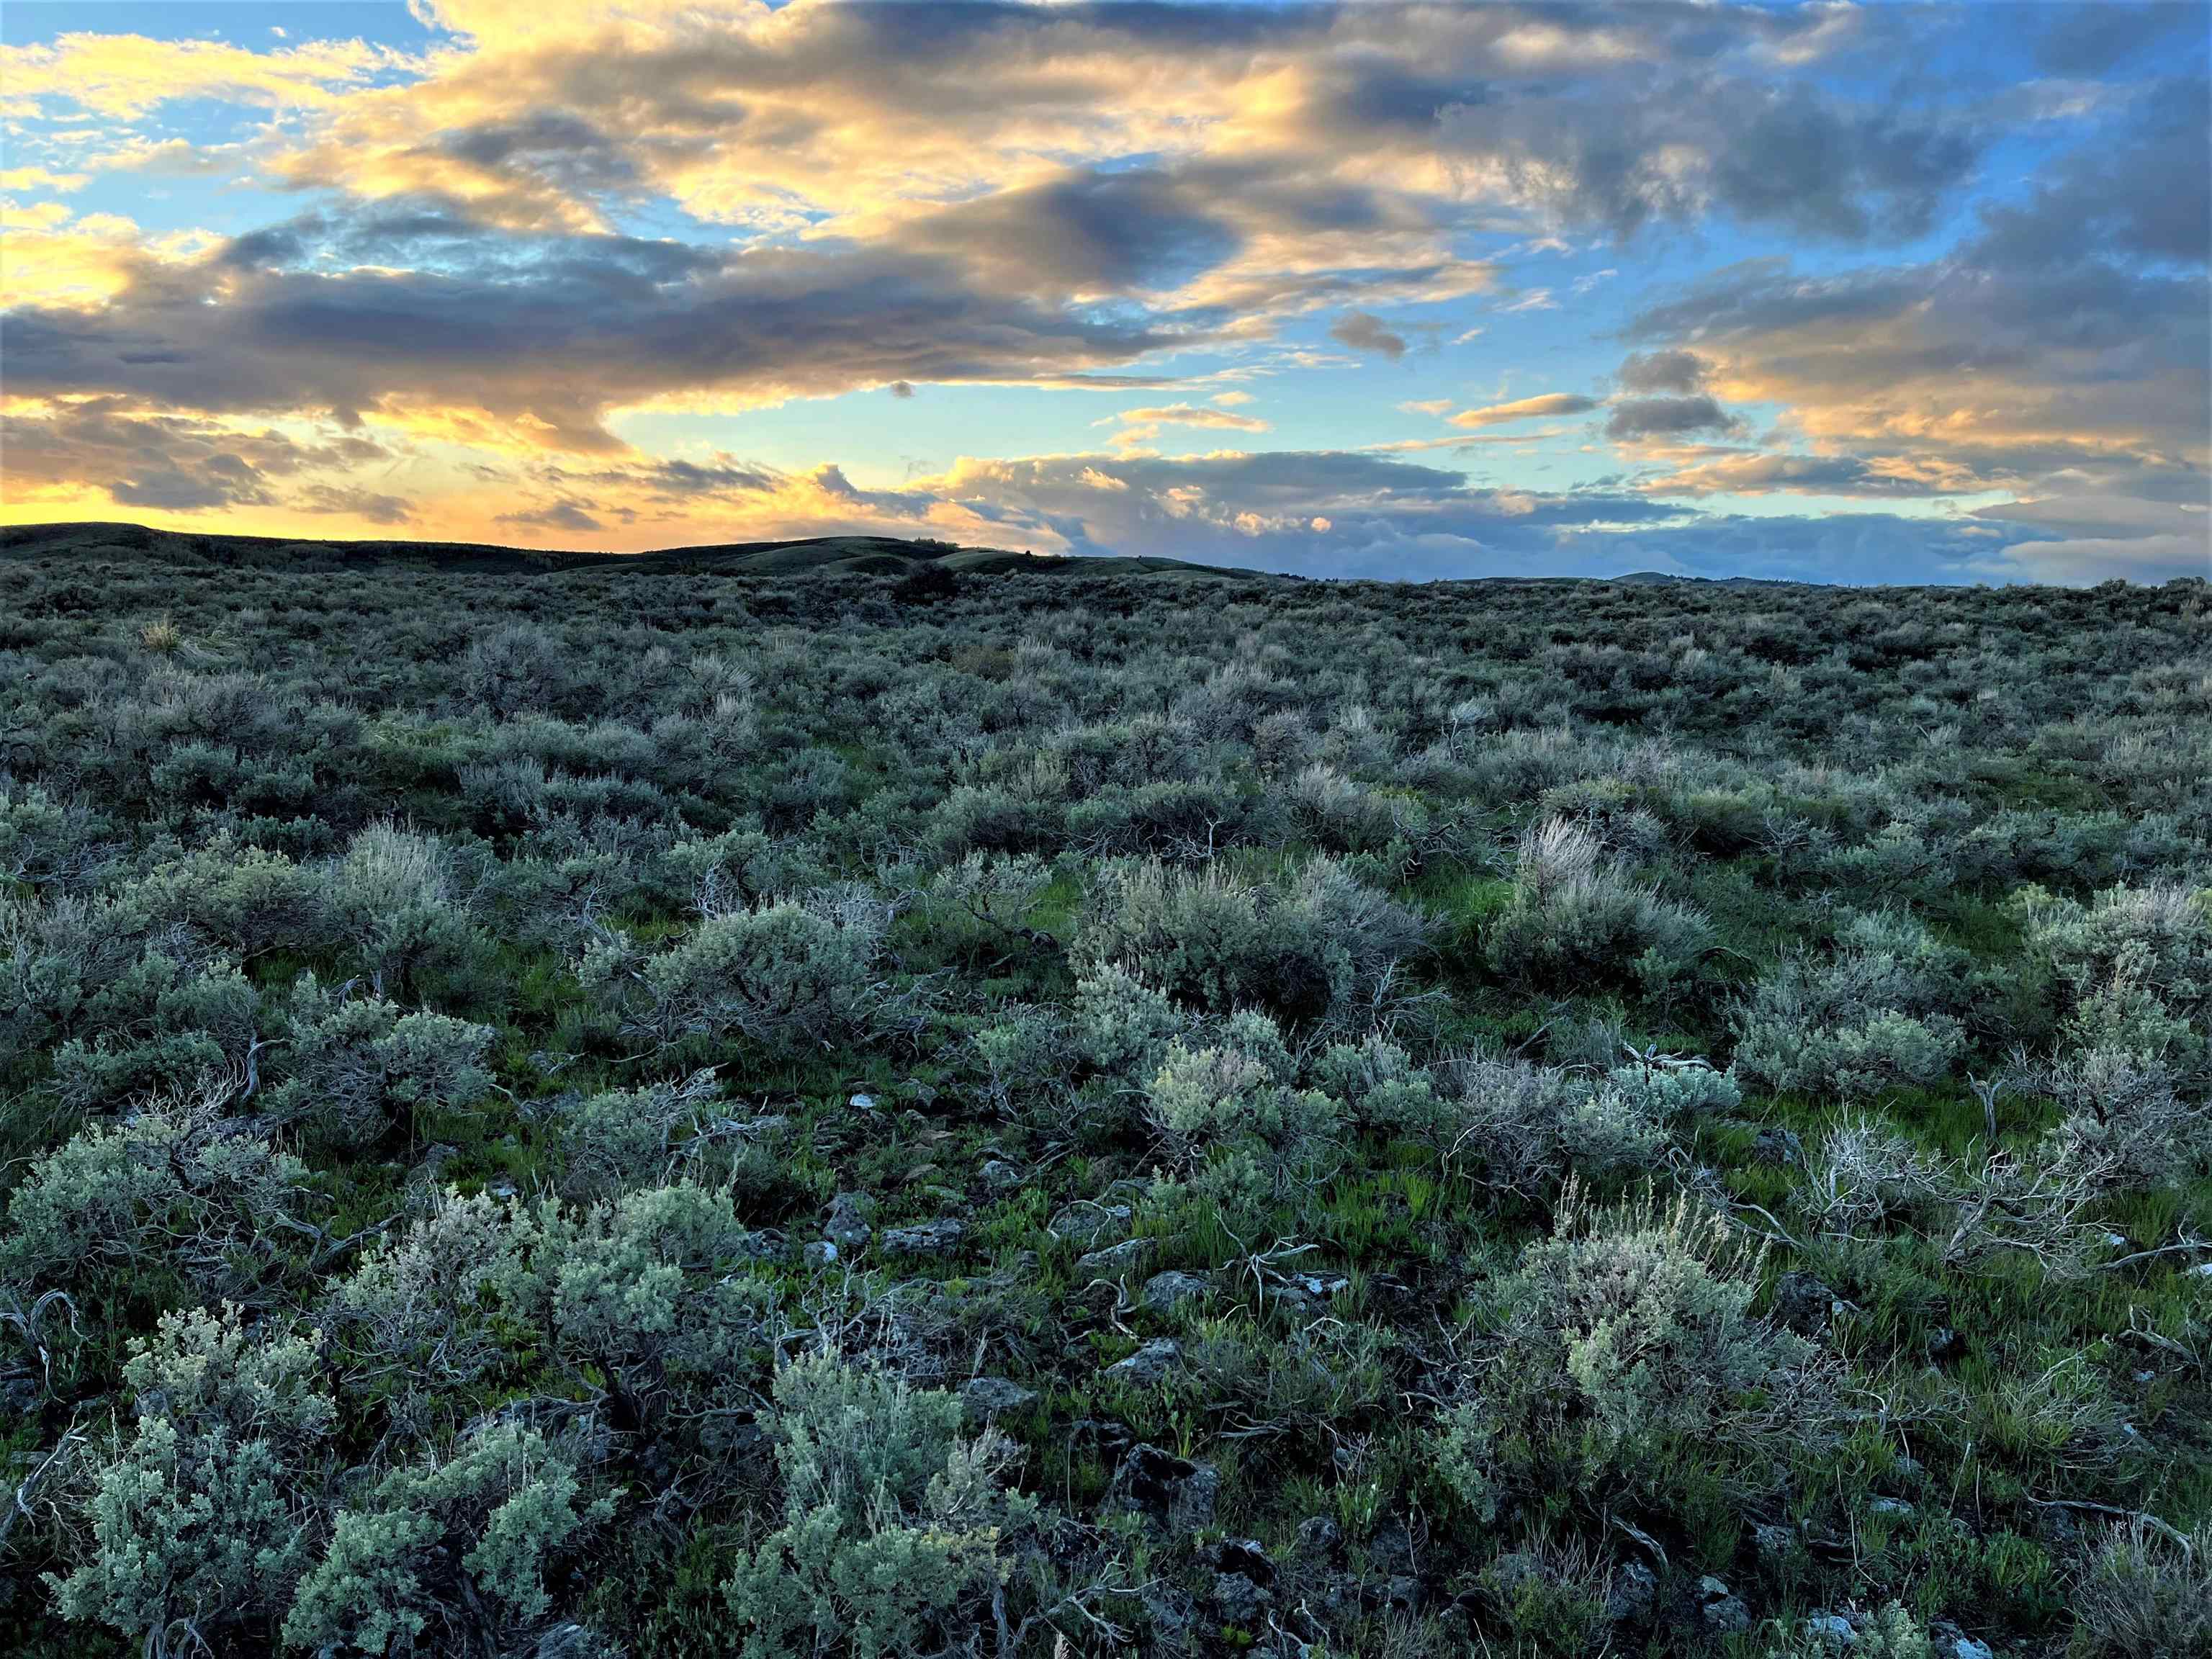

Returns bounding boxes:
[1048,1201,1133,1247]
[1213,1572,1267,1625]
[1774,1270,1838,1337]
[1141,1269,1211,1313]
[979,1159,1023,1190]
[1946,1639,1993,1659]
[1868,1496,1917,1520]
[824,1191,873,1251]
[1753,1521,1799,1565]
[1753,1125,1805,1166]
[1076,1237,1154,1277]
[1295,1515,1343,1557]
[881,1218,965,1256]
[803,1239,839,1268]
[1106,1442,1218,1532]
[1697,1576,1750,1637]
[1105,1337,1181,1387]
[1606,1562,1657,1622]
[848,1092,877,1110]
[960,1376,1038,1422]
[1802,1612,1859,1650]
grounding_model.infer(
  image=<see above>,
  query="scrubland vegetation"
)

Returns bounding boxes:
[2,525,2209,1658]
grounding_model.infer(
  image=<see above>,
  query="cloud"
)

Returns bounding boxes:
[4,208,1195,449]
[1617,349,1709,395]
[1605,395,1741,442]
[1449,393,1599,428]
[1111,403,1270,433]
[1,400,395,516]
[1328,311,1408,360]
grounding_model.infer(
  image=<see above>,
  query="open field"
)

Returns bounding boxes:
[2,530,2208,1658]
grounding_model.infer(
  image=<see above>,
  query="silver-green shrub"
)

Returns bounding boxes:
[721,1349,1038,1659]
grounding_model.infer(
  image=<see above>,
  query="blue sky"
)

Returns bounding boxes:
[4,1,2206,582]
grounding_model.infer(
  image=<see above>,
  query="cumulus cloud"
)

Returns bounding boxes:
[1,1,2200,584]
[1328,311,1408,360]
[1605,396,1742,442]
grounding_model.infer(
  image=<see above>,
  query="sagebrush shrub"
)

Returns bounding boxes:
[1483,817,1711,993]
[52,1306,336,1653]
[1439,1182,1823,1517]
[721,1349,1037,1659]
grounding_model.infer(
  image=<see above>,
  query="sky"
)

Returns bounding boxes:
[2,1,2207,584]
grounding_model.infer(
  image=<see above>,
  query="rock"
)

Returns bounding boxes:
[1075,1237,1154,1277]
[1142,1269,1210,1313]
[1209,1538,1274,1580]
[1606,1562,1657,1623]
[960,1377,1038,1423]
[1753,1522,1799,1565]
[1369,1520,1418,1578]
[1295,1515,1344,1558]
[1105,1338,1181,1387]
[979,1159,1023,1190]
[1488,1552,1545,1601]
[420,1142,462,1177]
[848,1092,876,1110]
[1381,1576,1424,1613]
[1930,1625,1993,1659]
[1753,1125,1805,1166]
[1048,1201,1133,1247]
[1802,1612,1859,1650]
[803,1239,838,1268]
[1868,1496,1917,1520]
[824,1191,873,1251]
[1774,1271,1838,1337]
[881,1218,965,1256]
[1212,1572,1267,1626]
[1106,1443,1218,1532]
[1138,1582,1196,1648]
[1697,1576,1750,1637]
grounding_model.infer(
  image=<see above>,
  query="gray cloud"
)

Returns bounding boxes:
[1329,310,1408,359]
[1606,395,1740,441]
[1617,349,1709,395]
[6,209,1196,447]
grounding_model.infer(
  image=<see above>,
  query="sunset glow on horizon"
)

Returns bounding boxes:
[4,0,2206,583]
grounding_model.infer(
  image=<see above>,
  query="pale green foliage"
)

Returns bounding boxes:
[721,1349,1037,1659]
[282,1423,611,1655]
[1483,817,1712,992]
[2015,881,2212,1068]
[1439,1184,1819,1516]
[1316,1033,1451,1138]
[552,1066,719,1198]
[271,973,493,1149]
[598,893,887,1053]
[1766,1602,1931,1658]
[1072,961,1187,1076]
[50,955,260,1110]
[1735,911,1972,1099]
[1605,1056,1742,1119]
[52,1305,336,1653]
[1431,1049,1670,1197]
[504,1182,779,1419]
[328,1189,520,1393]
[325,824,477,991]
[2035,1047,2211,1191]
[0,1105,311,1304]
[1079,855,1429,1032]
[1147,1012,1342,1210]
